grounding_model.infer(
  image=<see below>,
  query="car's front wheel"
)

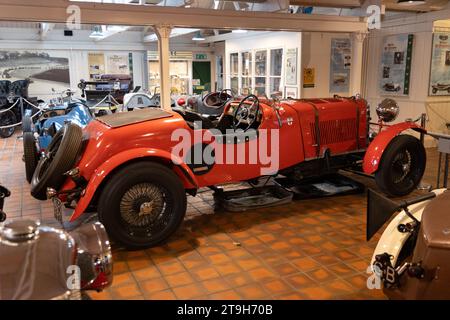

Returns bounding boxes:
[98,162,187,249]
[375,135,426,197]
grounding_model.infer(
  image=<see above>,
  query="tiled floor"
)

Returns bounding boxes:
[1,132,448,300]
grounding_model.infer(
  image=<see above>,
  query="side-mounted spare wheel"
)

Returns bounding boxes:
[22,115,32,133]
[98,162,187,249]
[31,123,83,200]
[375,135,426,197]
[23,132,39,183]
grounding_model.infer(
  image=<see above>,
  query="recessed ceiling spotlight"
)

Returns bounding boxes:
[397,0,426,5]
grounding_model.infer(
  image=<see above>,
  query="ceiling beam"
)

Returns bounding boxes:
[0,0,367,33]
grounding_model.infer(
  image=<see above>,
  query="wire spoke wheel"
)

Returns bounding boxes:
[391,149,412,184]
[98,162,187,249]
[119,183,172,239]
[0,109,16,138]
[375,135,426,197]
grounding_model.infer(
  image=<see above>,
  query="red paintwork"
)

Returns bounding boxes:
[56,97,418,223]
[362,122,426,174]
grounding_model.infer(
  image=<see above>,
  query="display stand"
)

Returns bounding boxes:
[429,132,450,188]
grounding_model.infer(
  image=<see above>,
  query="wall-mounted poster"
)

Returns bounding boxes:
[106,54,130,75]
[0,50,70,95]
[379,34,413,96]
[285,86,298,98]
[88,53,105,79]
[330,38,351,92]
[429,33,450,96]
[285,48,298,85]
[303,67,315,88]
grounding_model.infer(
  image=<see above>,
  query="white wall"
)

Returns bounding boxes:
[301,32,351,98]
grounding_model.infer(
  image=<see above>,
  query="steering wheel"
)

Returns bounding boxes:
[233,94,260,132]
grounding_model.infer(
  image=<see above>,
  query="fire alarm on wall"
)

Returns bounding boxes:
[64,30,73,36]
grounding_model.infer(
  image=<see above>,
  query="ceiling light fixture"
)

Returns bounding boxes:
[232,29,248,34]
[397,0,426,5]
[89,25,104,39]
[192,31,205,41]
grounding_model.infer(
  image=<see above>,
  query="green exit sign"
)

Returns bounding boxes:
[195,53,207,60]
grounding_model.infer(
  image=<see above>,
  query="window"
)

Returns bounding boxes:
[228,48,284,97]
[230,53,239,95]
[241,51,252,95]
[270,48,283,95]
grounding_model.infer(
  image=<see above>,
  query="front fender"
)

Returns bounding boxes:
[371,188,446,267]
[363,122,425,174]
[69,148,198,222]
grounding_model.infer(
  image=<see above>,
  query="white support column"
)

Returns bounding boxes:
[350,31,368,96]
[154,25,172,111]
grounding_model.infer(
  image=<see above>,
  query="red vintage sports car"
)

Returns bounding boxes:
[30,94,426,248]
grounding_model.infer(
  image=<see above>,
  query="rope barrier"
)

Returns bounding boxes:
[0,99,20,114]
[0,97,45,130]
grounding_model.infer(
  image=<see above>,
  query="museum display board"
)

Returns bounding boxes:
[330,38,351,93]
[429,32,450,96]
[379,34,414,96]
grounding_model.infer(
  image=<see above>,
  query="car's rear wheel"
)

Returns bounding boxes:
[98,162,187,249]
[0,110,17,138]
[375,135,426,197]
[23,132,38,183]
[31,123,83,200]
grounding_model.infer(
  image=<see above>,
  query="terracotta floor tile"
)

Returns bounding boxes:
[285,273,316,289]
[236,258,263,271]
[328,262,360,277]
[140,278,169,294]
[207,253,231,264]
[301,286,333,300]
[263,279,292,295]
[214,262,242,276]
[145,289,177,300]
[224,273,253,287]
[306,268,338,283]
[191,266,221,281]
[209,289,241,300]
[201,277,231,294]
[112,283,143,299]
[132,266,162,282]
[158,261,186,276]
[111,272,134,288]
[248,267,277,282]
[173,283,206,300]
[235,283,268,300]
[291,257,320,272]
[270,263,298,276]
[165,271,195,288]
[312,254,341,266]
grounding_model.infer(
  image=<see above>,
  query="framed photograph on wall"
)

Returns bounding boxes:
[379,34,414,96]
[330,38,351,93]
[429,33,450,96]
[285,86,298,99]
[285,48,298,86]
